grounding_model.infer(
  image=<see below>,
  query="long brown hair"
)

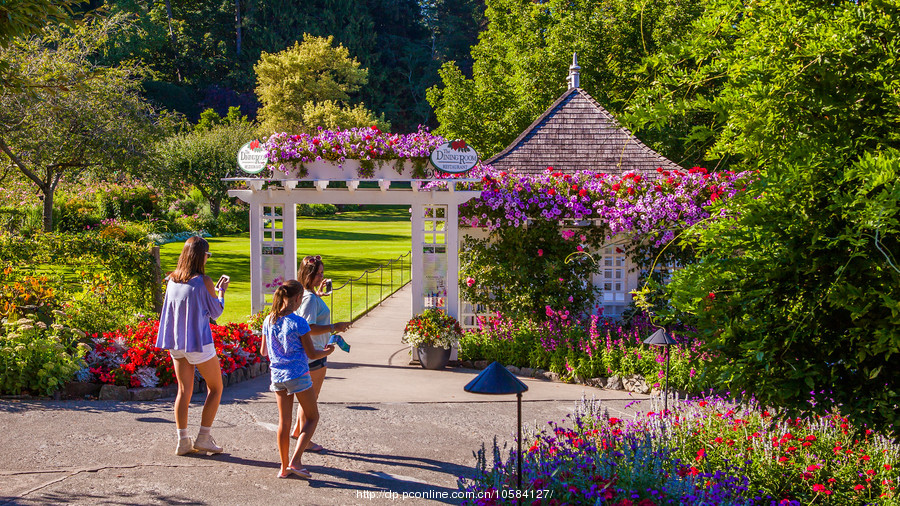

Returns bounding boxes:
[269,280,304,320]
[170,236,209,283]
[297,255,324,292]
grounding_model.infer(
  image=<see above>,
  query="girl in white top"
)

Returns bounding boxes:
[292,255,351,450]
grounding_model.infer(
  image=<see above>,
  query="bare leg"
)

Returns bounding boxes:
[172,356,195,429]
[195,356,224,428]
[289,387,319,470]
[293,366,326,441]
[275,389,294,474]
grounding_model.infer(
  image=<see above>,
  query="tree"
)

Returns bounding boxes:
[627,0,900,436]
[0,16,165,232]
[157,107,257,218]
[0,0,77,90]
[254,34,380,133]
[300,101,390,132]
[427,0,703,157]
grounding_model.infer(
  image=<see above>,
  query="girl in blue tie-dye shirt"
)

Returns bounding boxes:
[261,280,334,479]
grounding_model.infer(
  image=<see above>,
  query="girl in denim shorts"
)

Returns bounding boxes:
[260,280,334,479]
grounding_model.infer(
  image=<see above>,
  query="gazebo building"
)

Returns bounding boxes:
[458,55,682,326]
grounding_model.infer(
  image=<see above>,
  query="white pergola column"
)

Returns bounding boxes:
[410,202,425,318]
[249,202,262,312]
[283,203,297,290]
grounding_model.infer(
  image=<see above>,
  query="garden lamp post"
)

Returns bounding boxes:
[464,361,529,498]
[643,328,678,413]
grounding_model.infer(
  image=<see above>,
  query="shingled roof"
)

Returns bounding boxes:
[484,87,681,176]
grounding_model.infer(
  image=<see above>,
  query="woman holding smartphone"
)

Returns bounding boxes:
[292,255,351,449]
[156,236,229,456]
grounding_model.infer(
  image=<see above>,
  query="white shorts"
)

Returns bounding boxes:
[169,343,217,365]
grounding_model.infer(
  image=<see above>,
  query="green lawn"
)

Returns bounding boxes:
[159,206,412,324]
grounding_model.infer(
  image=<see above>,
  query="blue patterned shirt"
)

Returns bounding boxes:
[264,313,312,383]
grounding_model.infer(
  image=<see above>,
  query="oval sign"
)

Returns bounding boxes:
[237,139,267,174]
[429,140,478,174]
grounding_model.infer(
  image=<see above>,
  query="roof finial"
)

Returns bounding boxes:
[567,52,581,90]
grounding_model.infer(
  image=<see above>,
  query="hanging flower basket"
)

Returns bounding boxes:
[265,126,443,180]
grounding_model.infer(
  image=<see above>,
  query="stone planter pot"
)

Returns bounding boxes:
[416,346,451,370]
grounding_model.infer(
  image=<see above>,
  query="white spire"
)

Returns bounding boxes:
[567,52,581,90]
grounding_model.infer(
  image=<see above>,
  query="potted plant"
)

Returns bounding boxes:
[402,309,463,370]
[247,310,267,336]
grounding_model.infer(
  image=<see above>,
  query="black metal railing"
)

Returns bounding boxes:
[328,251,411,322]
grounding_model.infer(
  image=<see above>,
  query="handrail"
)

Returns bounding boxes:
[328,251,411,323]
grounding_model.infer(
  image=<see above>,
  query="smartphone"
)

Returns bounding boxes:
[215,275,230,290]
[328,334,350,353]
[324,278,333,294]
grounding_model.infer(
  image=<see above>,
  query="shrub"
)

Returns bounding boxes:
[96,185,161,221]
[0,315,87,395]
[298,203,338,216]
[53,194,100,233]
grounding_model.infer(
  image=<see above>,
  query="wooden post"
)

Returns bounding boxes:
[149,245,164,314]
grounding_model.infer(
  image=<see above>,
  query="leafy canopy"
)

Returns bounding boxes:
[427,0,703,157]
[0,15,165,232]
[254,34,386,134]
[628,0,900,436]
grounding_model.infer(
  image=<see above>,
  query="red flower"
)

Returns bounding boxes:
[696,448,706,461]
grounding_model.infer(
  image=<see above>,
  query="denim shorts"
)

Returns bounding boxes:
[270,373,313,395]
[308,357,327,372]
[169,343,217,365]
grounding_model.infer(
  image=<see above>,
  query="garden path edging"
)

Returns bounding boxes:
[63,361,269,402]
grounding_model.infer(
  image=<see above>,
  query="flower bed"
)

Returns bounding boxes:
[78,320,262,388]
[459,398,899,505]
[459,311,708,393]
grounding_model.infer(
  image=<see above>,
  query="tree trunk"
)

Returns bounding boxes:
[163,0,182,82]
[210,197,222,219]
[41,187,54,232]
[235,0,242,56]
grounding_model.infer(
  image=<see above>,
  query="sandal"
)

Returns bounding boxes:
[288,467,312,480]
[307,443,325,452]
[277,470,292,479]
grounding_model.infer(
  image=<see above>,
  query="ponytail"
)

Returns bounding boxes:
[269,279,304,321]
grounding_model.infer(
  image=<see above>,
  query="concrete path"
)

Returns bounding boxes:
[0,285,650,505]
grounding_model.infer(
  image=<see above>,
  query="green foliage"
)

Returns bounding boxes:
[459,223,604,319]
[458,313,705,391]
[156,111,256,218]
[427,0,703,157]
[300,100,390,132]
[0,315,87,396]
[0,15,166,231]
[628,0,900,436]
[254,34,374,134]
[0,233,159,316]
[297,204,338,217]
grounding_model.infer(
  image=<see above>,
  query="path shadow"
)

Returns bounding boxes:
[302,450,470,504]
[297,228,408,242]
[324,449,472,479]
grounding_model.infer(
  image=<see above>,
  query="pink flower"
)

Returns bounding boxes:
[537,249,543,257]
[466,277,475,287]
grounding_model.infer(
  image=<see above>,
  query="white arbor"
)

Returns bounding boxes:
[227,174,479,323]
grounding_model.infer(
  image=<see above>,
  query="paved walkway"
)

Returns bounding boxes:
[0,285,650,505]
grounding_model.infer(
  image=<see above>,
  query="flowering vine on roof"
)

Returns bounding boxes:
[460,166,751,247]
[265,125,445,177]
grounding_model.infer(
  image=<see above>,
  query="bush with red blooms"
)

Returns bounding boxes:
[81,320,262,388]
